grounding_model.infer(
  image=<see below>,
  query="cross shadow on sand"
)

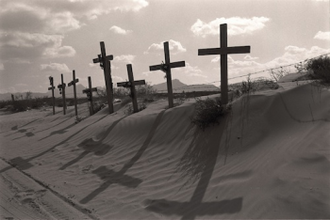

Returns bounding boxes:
[58,116,127,170]
[145,113,243,219]
[0,114,110,174]
[79,110,166,204]
[38,122,78,141]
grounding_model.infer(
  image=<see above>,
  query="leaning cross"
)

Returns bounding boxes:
[93,41,114,114]
[149,41,185,108]
[83,76,97,116]
[48,76,55,115]
[117,64,146,113]
[198,23,250,104]
[68,70,79,116]
[57,74,67,115]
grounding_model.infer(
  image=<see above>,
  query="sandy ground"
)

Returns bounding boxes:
[0,77,330,219]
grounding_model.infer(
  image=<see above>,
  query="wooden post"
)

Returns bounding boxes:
[57,74,67,115]
[149,41,185,108]
[83,76,97,116]
[93,41,114,114]
[68,70,79,116]
[117,64,146,113]
[198,23,250,104]
[48,76,55,115]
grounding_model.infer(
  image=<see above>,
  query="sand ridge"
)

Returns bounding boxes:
[0,81,330,219]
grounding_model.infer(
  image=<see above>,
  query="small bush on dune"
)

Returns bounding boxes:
[306,55,330,83]
[191,97,230,131]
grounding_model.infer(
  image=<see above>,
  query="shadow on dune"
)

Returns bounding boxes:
[79,110,166,204]
[145,113,242,219]
[0,114,110,174]
[38,122,78,141]
[58,116,127,170]
[5,118,40,136]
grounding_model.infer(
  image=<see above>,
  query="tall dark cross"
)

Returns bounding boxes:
[117,64,146,113]
[149,41,185,108]
[93,41,114,114]
[48,76,55,115]
[83,76,97,116]
[68,70,79,116]
[198,23,250,104]
[57,74,67,115]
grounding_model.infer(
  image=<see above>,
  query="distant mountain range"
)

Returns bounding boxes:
[0,80,219,101]
[152,79,219,93]
[0,84,87,101]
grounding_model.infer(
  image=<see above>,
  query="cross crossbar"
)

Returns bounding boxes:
[149,61,186,72]
[83,88,97,93]
[198,46,250,56]
[68,78,79,87]
[93,55,113,64]
[117,80,145,88]
[57,83,66,89]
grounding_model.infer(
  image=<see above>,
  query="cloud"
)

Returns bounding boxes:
[145,39,187,55]
[191,17,270,37]
[0,1,83,34]
[0,63,3,70]
[314,31,330,41]
[114,54,135,63]
[44,45,76,57]
[110,25,132,35]
[184,63,207,78]
[0,32,76,60]
[40,63,70,73]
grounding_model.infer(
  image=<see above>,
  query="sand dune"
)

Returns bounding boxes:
[1,80,329,219]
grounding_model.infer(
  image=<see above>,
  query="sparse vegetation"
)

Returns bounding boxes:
[230,76,279,100]
[306,55,330,83]
[269,67,288,82]
[191,97,230,131]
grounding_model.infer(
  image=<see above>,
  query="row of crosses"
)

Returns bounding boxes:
[92,23,250,110]
[48,24,250,116]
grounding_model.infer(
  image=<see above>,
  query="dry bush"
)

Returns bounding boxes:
[191,97,230,131]
[306,55,330,83]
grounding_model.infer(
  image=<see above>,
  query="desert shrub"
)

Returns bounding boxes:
[120,97,132,107]
[306,55,330,83]
[191,97,230,131]
[270,67,288,82]
[124,102,146,115]
[92,100,106,114]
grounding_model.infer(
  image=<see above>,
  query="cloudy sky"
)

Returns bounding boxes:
[0,0,329,93]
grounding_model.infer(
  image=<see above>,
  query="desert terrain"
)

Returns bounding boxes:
[0,76,329,219]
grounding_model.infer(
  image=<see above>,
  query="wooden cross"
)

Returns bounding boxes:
[83,76,97,116]
[93,41,114,114]
[68,70,79,116]
[48,76,56,115]
[117,64,146,113]
[57,74,67,115]
[198,23,250,104]
[149,41,185,108]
